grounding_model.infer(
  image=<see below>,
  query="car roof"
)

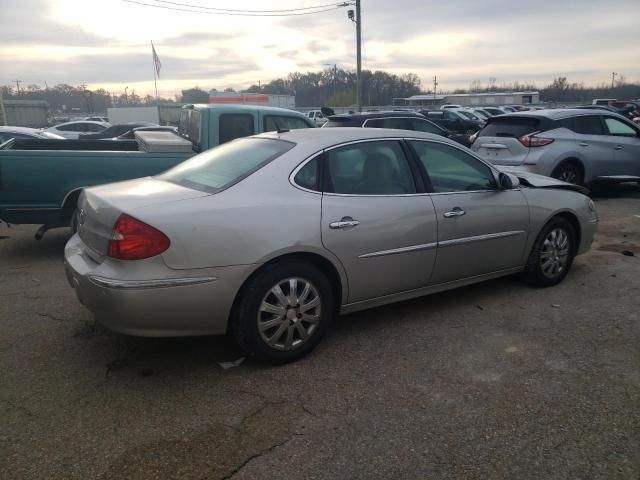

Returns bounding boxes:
[189,103,308,116]
[493,108,630,120]
[54,120,110,127]
[256,126,448,147]
[0,126,40,134]
[328,111,424,121]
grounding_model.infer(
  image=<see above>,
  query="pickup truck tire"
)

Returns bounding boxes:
[230,262,333,363]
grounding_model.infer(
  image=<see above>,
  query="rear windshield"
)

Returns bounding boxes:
[158,138,294,194]
[478,116,541,138]
[323,117,355,128]
[178,109,201,149]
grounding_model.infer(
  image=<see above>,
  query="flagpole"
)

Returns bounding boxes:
[151,41,159,105]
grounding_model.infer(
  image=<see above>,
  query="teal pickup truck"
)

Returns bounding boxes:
[0,104,314,237]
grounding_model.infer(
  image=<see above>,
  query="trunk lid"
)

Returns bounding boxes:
[472,115,546,166]
[77,177,208,259]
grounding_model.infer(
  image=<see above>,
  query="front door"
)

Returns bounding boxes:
[320,140,438,303]
[603,117,640,178]
[407,139,529,284]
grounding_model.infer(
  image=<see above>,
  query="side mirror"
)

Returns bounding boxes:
[498,172,519,190]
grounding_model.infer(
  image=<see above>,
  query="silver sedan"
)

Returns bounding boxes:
[64,128,598,362]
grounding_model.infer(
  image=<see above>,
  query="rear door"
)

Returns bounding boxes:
[320,139,438,303]
[408,139,529,284]
[602,116,640,178]
[570,115,617,179]
[472,116,545,166]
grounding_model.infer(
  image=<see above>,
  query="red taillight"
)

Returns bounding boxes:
[518,131,554,147]
[107,214,170,260]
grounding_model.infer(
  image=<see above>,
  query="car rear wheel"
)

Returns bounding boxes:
[551,162,584,186]
[230,262,334,363]
[521,217,576,287]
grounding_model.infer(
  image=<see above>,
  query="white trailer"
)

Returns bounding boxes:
[107,107,160,124]
[208,92,295,109]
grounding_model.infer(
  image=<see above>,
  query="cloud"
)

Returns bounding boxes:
[162,31,241,46]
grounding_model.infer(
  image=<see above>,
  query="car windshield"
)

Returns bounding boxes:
[158,137,294,193]
[457,111,475,120]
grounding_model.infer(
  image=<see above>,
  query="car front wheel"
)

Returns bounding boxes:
[521,217,576,287]
[230,262,334,363]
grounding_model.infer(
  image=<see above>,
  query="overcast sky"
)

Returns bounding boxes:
[1,0,638,96]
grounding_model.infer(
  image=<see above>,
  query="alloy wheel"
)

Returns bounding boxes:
[558,170,577,183]
[540,228,570,278]
[257,277,322,350]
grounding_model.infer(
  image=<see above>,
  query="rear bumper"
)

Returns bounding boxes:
[64,234,253,337]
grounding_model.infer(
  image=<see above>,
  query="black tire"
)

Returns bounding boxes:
[230,262,334,363]
[551,162,584,186]
[521,217,576,287]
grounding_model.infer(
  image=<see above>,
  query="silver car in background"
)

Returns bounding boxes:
[471,109,640,185]
[65,128,598,362]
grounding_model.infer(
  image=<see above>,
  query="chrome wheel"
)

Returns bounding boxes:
[540,228,570,278]
[558,170,577,183]
[257,277,321,351]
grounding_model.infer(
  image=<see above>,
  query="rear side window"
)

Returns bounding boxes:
[479,117,541,138]
[574,116,604,135]
[325,141,416,195]
[219,113,254,144]
[158,138,293,193]
[264,115,310,132]
[294,157,321,191]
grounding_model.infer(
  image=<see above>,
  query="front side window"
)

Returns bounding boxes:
[158,138,293,193]
[410,141,496,193]
[219,113,254,144]
[604,117,637,136]
[325,141,416,195]
[574,115,604,135]
[264,115,310,132]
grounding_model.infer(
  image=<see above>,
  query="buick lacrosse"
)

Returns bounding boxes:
[65,128,598,362]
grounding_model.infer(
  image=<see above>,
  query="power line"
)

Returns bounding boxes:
[121,0,349,16]
[149,0,347,13]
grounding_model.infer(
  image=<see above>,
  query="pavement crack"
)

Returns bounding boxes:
[36,312,66,322]
[3,399,39,419]
[220,435,296,480]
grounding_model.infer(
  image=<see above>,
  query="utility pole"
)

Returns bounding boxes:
[13,79,22,95]
[356,0,361,111]
[347,1,362,110]
[433,76,438,99]
[611,72,617,89]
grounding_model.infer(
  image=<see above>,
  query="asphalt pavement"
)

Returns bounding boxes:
[1,186,639,479]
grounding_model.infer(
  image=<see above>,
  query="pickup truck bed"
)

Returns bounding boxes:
[0,148,191,226]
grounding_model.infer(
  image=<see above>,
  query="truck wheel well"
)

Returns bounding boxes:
[228,252,344,332]
[61,189,83,214]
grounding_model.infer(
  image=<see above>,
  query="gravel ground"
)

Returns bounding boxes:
[1,185,639,479]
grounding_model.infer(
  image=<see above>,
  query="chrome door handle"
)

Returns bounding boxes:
[443,207,466,218]
[579,142,589,147]
[330,217,360,229]
[614,145,623,150]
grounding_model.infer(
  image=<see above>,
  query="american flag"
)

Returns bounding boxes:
[152,42,162,78]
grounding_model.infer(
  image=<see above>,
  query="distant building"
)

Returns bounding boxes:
[394,91,540,108]
[0,100,50,127]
